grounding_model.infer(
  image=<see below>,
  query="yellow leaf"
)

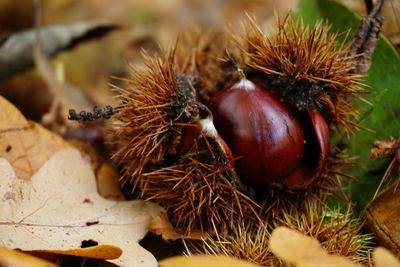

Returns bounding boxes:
[0,246,57,267]
[298,255,359,267]
[373,247,400,267]
[159,255,261,267]
[269,226,326,263]
[34,244,122,260]
[269,227,360,267]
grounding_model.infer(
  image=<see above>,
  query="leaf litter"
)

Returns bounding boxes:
[0,96,166,266]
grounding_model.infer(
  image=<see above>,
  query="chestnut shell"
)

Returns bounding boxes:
[210,80,305,183]
[283,108,330,189]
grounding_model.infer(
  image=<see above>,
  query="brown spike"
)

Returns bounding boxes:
[238,15,367,131]
[108,50,200,187]
[141,133,261,235]
[188,201,372,265]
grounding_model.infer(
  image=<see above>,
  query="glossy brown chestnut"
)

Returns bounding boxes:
[210,79,330,188]
[210,79,305,184]
[283,108,330,189]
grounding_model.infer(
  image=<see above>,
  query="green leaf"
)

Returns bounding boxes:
[295,0,400,214]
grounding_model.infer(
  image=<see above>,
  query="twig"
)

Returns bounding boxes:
[364,0,374,14]
[33,0,66,127]
[349,0,385,74]
[68,106,118,121]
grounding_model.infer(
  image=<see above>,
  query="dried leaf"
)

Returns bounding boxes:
[269,227,360,267]
[0,96,163,266]
[159,255,261,267]
[0,96,69,180]
[0,148,164,266]
[0,247,57,267]
[34,244,122,259]
[148,212,181,240]
[68,139,124,201]
[365,188,400,255]
[148,213,207,240]
[0,21,118,79]
[373,247,400,267]
[269,226,327,263]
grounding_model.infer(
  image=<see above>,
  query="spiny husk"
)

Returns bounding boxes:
[109,50,199,186]
[142,133,261,235]
[276,202,373,263]
[253,148,356,214]
[188,201,372,266]
[175,28,242,101]
[186,221,276,266]
[238,15,366,132]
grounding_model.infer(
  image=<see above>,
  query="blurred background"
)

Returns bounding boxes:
[0,0,398,122]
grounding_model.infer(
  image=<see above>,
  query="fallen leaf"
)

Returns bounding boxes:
[0,96,69,180]
[148,212,181,240]
[0,246,57,267]
[373,247,400,267]
[297,255,359,267]
[0,148,164,267]
[365,188,400,256]
[68,139,124,201]
[96,163,125,201]
[269,226,326,263]
[159,255,261,267]
[34,244,122,259]
[148,212,207,240]
[269,227,359,267]
[0,20,118,79]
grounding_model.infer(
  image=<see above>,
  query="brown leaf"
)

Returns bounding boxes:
[0,246,57,267]
[148,213,207,240]
[365,188,400,256]
[0,96,69,180]
[34,244,122,260]
[0,147,164,266]
[0,95,164,266]
[148,212,181,240]
[159,255,261,267]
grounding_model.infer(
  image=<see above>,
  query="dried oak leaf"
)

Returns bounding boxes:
[373,247,400,267]
[68,139,124,201]
[0,246,57,267]
[268,226,360,267]
[0,147,164,267]
[0,96,69,180]
[365,187,400,256]
[159,255,260,267]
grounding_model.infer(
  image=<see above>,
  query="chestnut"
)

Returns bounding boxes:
[210,78,330,188]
